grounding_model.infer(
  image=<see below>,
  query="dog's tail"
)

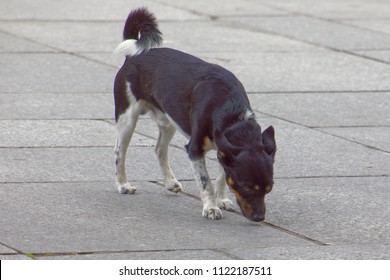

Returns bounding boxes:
[114,8,162,60]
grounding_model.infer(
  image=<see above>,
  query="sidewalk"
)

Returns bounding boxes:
[0,0,389,259]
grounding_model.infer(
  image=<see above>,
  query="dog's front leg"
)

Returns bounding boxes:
[191,157,222,220]
[215,164,235,211]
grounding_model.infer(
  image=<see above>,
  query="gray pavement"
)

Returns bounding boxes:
[0,0,389,260]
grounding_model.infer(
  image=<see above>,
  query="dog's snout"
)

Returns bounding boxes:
[251,214,265,222]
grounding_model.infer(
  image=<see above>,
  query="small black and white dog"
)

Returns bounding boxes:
[113,8,276,222]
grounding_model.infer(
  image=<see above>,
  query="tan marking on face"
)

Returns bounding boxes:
[255,185,260,191]
[227,177,234,187]
[230,188,253,217]
[203,136,210,146]
[203,136,215,151]
[218,151,225,158]
[265,186,271,193]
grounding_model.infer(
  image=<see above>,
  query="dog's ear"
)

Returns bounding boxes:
[262,126,276,159]
[214,128,238,167]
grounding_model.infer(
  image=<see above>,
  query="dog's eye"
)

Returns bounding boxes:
[264,186,272,194]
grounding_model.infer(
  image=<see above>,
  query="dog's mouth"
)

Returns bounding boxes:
[238,202,265,222]
[234,195,265,222]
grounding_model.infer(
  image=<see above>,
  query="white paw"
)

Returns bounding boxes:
[202,206,223,220]
[165,179,183,193]
[217,198,235,211]
[117,182,136,194]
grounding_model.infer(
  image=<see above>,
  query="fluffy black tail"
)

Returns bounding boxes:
[114,8,163,59]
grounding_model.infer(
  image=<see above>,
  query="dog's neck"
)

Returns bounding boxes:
[220,116,262,148]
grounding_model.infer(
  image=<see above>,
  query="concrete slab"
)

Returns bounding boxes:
[267,176,390,245]
[0,244,16,254]
[317,127,390,153]
[161,21,316,55]
[0,21,120,53]
[229,244,390,260]
[0,0,203,21]
[0,120,114,147]
[197,52,390,93]
[156,0,288,17]
[0,182,309,254]
[249,92,390,127]
[230,16,390,51]
[342,19,390,36]
[0,31,55,53]
[354,50,390,64]
[37,249,232,260]
[257,0,390,20]
[0,93,114,120]
[0,254,32,260]
[0,146,207,183]
[0,20,316,55]
[0,120,155,148]
[0,54,115,93]
[249,119,390,178]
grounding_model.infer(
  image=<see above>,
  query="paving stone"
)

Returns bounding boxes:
[0,182,309,254]
[0,146,207,183]
[0,54,115,93]
[266,177,390,245]
[353,50,390,64]
[161,21,316,55]
[0,254,32,260]
[255,119,389,178]
[0,120,115,147]
[156,0,288,17]
[249,92,390,127]
[0,244,16,254]
[0,20,316,55]
[230,16,390,51]
[37,249,232,260]
[0,31,55,53]
[0,21,122,53]
[257,0,390,20]
[198,52,390,92]
[229,244,390,260]
[317,127,390,153]
[0,120,155,148]
[0,93,114,120]
[0,0,203,21]
[342,19,390,36]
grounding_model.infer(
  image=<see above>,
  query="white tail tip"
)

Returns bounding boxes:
[113,39,139,65]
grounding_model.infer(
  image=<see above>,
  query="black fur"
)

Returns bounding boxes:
[114,8,276,222]
[123,8,163,52]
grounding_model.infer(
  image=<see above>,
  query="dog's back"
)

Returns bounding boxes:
[116,47,250,137]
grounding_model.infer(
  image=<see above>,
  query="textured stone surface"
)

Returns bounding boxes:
[230,16,390,51]
[0,54,115,93]
[0,93,114,120]
[0,182,308,255]
[1,0,389,260]
[249,92,390,127]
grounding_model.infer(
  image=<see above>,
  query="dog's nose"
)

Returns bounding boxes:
[251,214,265,222]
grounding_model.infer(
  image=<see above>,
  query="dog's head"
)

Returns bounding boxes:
[215,126,276,222]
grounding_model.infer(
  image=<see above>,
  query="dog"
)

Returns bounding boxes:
[113,8,276,222]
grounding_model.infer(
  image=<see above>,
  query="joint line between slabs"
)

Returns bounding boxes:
[148,181,329,247]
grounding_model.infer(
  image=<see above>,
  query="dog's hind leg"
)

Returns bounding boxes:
[191,157,222,220]
[114,102,143,194]
[155,123,183,193]
[215,164,235,211]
